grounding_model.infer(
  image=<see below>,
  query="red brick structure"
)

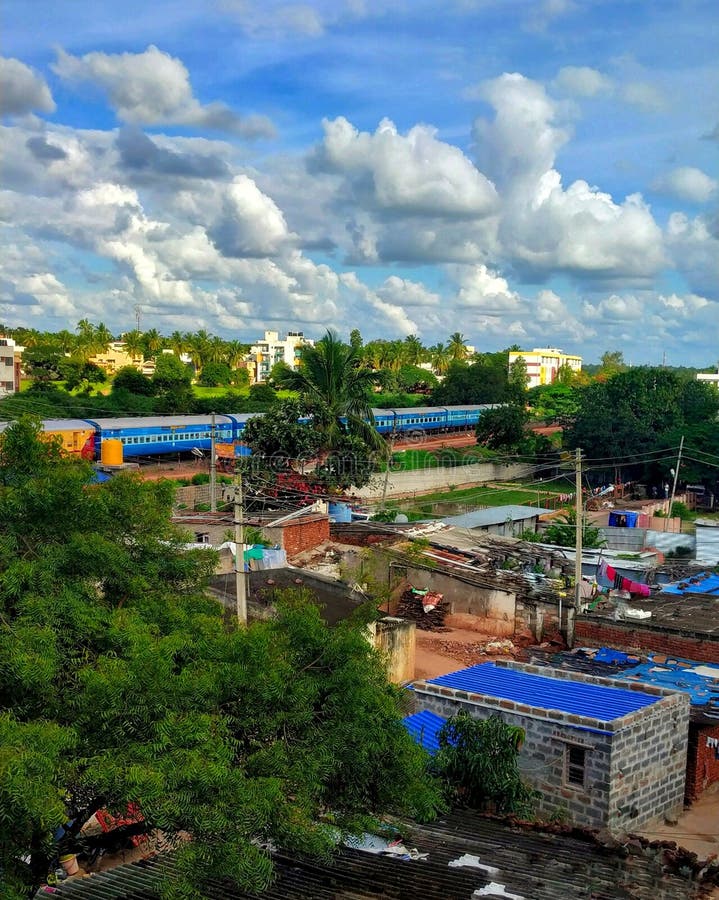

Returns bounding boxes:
[575,618,719,665]
[686,722,719,802]
[265,513,329,557]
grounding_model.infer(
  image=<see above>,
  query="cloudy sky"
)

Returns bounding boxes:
[1,0,717,364]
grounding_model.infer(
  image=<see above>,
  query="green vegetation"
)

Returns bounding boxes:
[0,420,443,899]
[433,712,538,816]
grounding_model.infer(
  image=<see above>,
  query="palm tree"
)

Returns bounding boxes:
[121,330,144,361]
[168,331,188,357]
[225,340,249,370]
[429,342,451,375]
[275,330,383,450]
[94,322,113,352]
[448,332,468,362]
[403,334,424,366]
[207,335,227,365]
[141,328,163,359]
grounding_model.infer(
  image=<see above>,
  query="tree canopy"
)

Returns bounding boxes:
[0,420,442,898]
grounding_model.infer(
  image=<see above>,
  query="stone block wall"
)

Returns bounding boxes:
[412,661,688,833]
[368,617,416,684]
[606,690,688,831]
[575,617,719,664]
[686,722,719,802]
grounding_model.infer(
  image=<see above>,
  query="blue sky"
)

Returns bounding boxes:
[1,0,717,364]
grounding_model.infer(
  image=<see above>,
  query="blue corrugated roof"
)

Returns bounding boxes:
[618,655,719,708]
[403,710,447,755]
[425,663,660,722]
[661,570,719,595]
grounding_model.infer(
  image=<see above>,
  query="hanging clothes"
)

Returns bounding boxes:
[599,559,651,597]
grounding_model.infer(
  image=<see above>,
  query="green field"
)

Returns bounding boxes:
[397,481,571,511]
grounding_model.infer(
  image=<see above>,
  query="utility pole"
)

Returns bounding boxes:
[568,447,583,648]
[210,412,217,512]
[669,435,684,519]
[234,474,247,625]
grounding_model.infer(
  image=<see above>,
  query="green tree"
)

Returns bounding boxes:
[21,344,64,383]
[447,332,468,362]
[475,405,528,452]
[543,509,604,549]
[151,353,194,413]
[507,356,529,405]
[243,399,321,463]
[57,359,106,393]
[199,361,233,387]
[431,353,509,405]
[598,350,627,378]
[111,365,155,396]
[432,712,536,815]
[275,330,383,452]
[0,421,443,898]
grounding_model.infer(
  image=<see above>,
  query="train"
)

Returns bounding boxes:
[0,405,493,461]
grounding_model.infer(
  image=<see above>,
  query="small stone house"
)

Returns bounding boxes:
[411,659,689,833]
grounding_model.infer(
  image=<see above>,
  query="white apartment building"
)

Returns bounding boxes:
[508,347,582,389]
[697,370,719,387]
[0,336,21,397]
[248,330,313,383]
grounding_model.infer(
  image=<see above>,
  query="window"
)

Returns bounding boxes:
[195,532,210,544]
[564,744,587,788]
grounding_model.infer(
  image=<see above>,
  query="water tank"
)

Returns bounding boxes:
[101,438,123,467]
[328,501,353,523]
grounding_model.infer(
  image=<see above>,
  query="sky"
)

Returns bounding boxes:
[1,0,718,365]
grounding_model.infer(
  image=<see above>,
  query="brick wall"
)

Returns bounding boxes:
[686,722,719,802]
[575,617,719,664]
[266,516,329,556]
[412,661,688,833]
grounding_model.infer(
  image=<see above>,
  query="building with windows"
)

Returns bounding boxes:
[0,336,22,397]
[411,659,688,832]
[248,330,313,383]
[89,341,144,375]
[508,348,582,388]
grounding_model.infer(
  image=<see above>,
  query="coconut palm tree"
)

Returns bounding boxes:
[121,330,144,361]
[275,330,383,450]
[448,332,468,362]
[224,339,250,370]
[429,342,451,375]
[403,334,424,366]
[141,328,163,359]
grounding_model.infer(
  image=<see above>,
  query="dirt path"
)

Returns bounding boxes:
[637,782,719,861]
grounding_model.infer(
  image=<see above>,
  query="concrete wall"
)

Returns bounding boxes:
[686,722,719,802]
[353,462,533,499]
[368,617,416,683]
[575,617,719,664]
[390,562,516,637]
[412,660,688,833]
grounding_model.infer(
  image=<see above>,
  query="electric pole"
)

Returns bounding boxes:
[210,412,217,512]
[568,446,583,648]
[669,435,684,519]
[234,474,247,625]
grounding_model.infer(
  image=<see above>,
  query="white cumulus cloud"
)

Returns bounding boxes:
[553,66,613,97]
[652,167,717,204]
[52,45,275,137]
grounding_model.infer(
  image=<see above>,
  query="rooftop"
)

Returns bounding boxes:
[442,505,553,529]
[34,810,711,900]
[423,662,660,723]
[660,570,719,596]
[403,710,446,755]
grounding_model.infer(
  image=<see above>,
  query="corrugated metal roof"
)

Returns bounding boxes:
[425,662,660,722]
[443,506,553,529]
[403,710,446,755]
[35,810,708,900]
[661,570,719,595]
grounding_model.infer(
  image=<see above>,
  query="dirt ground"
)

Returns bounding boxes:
[637,781,719,861]
[414,620,519,680]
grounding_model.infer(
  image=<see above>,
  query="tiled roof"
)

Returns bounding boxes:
[425,662,660,722]
[35,811,711,900]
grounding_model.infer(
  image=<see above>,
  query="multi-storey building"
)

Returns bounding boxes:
[89,342,144,375]
[508,347,582,389]
[248,330,313,383]
[0,336,22,397]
